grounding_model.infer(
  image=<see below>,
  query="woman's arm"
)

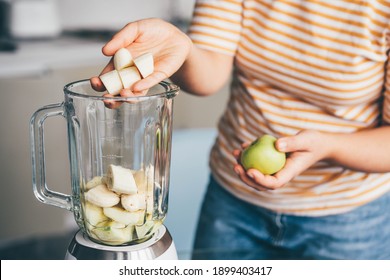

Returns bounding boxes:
[233,126,390,191]
[308,126,390,173]
[170,46,234,96]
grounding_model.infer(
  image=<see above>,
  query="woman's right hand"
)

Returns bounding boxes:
[90,18,193,95]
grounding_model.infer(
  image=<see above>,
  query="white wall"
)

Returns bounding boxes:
[58,0,196,31]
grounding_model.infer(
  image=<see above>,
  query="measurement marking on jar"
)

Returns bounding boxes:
[101,155,124,159]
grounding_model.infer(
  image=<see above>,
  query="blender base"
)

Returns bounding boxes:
[65,225,178,260]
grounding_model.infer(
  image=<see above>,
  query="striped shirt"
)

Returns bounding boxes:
[188,0,390,216]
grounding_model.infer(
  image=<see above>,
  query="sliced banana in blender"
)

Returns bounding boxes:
[143,192,154,215]
[92,220,134,245]
[85,176,105,190]
[132,169,147,191]
[135,220,158,239]
[85,184,120,208]
[84,202,108,226]
[121,193,146,212]
[95,220,127,229]
[133,166,154,193]
[106,164,138,194]
[103,206,144,225]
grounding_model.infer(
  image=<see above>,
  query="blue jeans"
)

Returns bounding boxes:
[192,176,390,260]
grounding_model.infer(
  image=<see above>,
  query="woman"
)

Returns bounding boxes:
[91,0,390,259]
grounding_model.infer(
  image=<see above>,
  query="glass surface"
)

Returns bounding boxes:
[31,79,179,246]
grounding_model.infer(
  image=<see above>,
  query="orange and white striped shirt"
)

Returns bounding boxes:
[188,0,390,216]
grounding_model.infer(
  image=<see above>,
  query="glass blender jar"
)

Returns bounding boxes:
[30,79,179,259]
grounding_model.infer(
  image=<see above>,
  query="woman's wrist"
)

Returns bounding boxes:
[320,132,340,162]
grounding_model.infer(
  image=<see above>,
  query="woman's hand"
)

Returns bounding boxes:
[90,18,193,95]
[233,130,331,191]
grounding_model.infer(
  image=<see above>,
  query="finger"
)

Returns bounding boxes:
[102,22,140,56]
[90,76,105,92]
[120,88,148,97]
[132,70,169,92]
[276,135,308,153]
[102,94,122,109]
[246,159,296,189]
[120,89,138,104]
[99,58,115,75]
[241,142,251,149]
[233,149,241,160]
[120,89,139,104]
[246,171,281,189]
[90,59,115,92]
[119,88,136,97]
[234,165,273,191]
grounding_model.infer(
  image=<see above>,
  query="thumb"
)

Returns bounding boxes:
[276,134,309,153]
[102,21,140,56]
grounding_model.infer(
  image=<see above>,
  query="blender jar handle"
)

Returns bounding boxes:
[30,102,73,211]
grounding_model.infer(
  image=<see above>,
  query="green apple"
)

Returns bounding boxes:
[240,134,286,175]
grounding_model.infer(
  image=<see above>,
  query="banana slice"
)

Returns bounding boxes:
[143,181,158,215]
[92,220,133,245]
[99,69,123,95]
[84,202,108,226]
[146,192,154,214]
[85,176,105,190]
[95,220,126,229]
[85,184,120,208]
[133,52,154,78]
[114,48,134,70]
[121,193,146,212]
[134,166,154,193]
[133,169,147,192]
[103,206,145,225]
[130,168,154,214]
[106,164,138,195]
[118,66,141,89]
[135,220,157,239]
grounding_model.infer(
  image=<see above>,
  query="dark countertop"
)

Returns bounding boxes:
[0,230,77,260]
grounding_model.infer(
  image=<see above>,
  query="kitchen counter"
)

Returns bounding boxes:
[0,33,109,79]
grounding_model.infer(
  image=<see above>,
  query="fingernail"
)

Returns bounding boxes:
[234,166,240,174]
[277,140,286,151]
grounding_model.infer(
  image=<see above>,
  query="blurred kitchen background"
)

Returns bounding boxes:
[0,0,229,259]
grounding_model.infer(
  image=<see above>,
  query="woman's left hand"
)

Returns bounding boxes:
[233,130,331,191]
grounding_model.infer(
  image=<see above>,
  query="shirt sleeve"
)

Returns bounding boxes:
[188,0,244,56]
